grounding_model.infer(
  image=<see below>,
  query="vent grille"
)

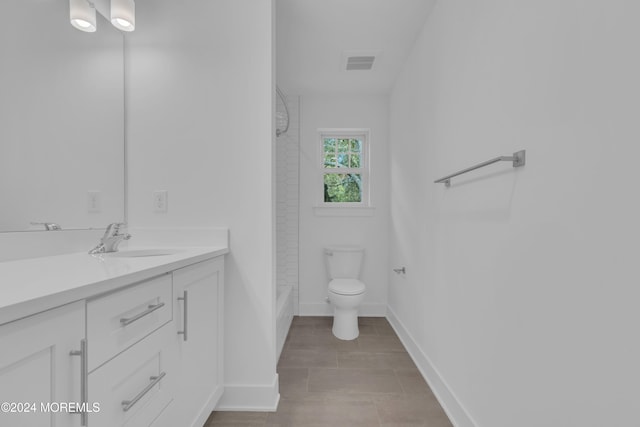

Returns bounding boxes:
[345,56,375,71]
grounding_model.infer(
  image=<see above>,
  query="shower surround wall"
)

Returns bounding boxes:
[388,1,640,426]
[276,94,300,315]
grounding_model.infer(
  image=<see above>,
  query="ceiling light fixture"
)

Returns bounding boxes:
[70,0,97,33]
[110,0,135,32]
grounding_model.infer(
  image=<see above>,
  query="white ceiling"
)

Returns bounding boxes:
[276,0,437,95]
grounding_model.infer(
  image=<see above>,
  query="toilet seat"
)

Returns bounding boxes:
[329,279,366,296]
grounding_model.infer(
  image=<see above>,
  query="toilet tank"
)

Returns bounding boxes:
[324,246,364,279]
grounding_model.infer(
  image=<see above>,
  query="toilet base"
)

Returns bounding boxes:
[332,307,359,340]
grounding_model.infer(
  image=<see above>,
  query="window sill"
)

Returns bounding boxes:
[313,206,376,217]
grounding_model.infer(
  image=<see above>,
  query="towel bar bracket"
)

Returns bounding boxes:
[512,150,526,168]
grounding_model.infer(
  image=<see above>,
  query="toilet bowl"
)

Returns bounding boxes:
[328,278,366,340]
[324,246,366,340]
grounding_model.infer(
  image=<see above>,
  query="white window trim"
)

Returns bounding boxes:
[312,205,376,217]
[316,128,372,213]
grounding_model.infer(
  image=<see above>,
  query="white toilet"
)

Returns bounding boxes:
[324,246,366,340]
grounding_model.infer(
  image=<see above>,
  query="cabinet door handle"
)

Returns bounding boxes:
[121,372,167,412]
[177,291,188,341]
[120,302,165,326]
[70,339,88,426]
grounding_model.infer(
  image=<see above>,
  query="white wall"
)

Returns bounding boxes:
[389,1,640,426]
[126,0,278,410]
[299,95,390,316]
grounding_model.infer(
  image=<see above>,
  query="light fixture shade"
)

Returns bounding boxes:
[111,0,135,32]
[70,0,96,33]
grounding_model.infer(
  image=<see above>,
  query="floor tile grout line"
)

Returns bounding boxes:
[221,317,454,427]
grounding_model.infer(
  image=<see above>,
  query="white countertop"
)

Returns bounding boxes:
[0,245,228,326]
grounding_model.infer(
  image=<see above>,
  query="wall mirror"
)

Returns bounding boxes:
[0,0,125,232]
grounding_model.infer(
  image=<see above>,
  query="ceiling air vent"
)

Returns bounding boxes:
[345,55,376,71]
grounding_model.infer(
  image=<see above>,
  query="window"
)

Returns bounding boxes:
[319,129,369,207]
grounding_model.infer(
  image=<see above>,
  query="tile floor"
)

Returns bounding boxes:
[206,316,453,427]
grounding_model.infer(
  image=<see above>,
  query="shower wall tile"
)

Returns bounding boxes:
[276,95,300,315]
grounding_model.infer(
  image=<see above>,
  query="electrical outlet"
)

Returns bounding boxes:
[153,190,168,213]
[87,191,101,213]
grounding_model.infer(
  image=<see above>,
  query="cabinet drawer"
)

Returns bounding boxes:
[88,323,177,427]
[87,274,172,371]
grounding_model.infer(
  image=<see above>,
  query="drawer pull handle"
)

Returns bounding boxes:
[120,302,165,326]
[121,371,167,412]
[70,339,88,426]
[178,291,188,341]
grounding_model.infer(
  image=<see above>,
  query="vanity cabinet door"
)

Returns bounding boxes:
[0,301,85,427]
[171,257,224,427]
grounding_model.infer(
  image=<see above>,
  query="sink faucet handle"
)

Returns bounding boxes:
[90,223,131,254]
[103,222,127,236]
[31,222,62,231]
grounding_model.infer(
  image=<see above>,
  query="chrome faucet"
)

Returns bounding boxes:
[31,222,62,231]
[89,223,131,254]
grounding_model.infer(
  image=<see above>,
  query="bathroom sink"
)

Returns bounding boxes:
[103,249,180,258]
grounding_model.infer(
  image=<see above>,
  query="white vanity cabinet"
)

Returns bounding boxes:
[87,273,177,427]
[86,257,225,427]
[0,250,226,427]
[0,301,86,427]
[170,257,225,427]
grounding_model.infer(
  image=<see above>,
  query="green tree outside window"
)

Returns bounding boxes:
[323,138,363,203]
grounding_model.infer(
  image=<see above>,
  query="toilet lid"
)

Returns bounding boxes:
[329,279,366,296]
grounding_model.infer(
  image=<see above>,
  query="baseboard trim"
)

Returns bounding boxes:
[299,302,387,317]
[216,375,280,412]
[191,385,224,427]
[386,307,478,427]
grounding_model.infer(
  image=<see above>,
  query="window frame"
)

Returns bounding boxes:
[317,128,370,208]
